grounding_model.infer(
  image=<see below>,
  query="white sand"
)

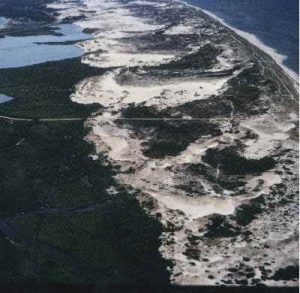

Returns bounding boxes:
[72,69,231,109]
[240,115,294,159]
[164,24,195,35]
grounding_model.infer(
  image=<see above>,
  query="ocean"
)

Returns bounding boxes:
[186,0,299,78]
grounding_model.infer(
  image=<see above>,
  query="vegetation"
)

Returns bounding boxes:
[223,64,275,114]
[0,58,103,118]
[189,162,246,191]
[137,120,221,158]
[0,59,170,285]
[121,104,221,158]
[0,0,55,22]
[174,96,232,119]
[158,44,220,70]
[235,196,265,226]
[204,214,240,238]
[203,147,276,175]
[271,266,299,281]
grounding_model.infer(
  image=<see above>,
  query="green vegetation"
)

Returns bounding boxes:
[122,104,164,119]
[223,64,276,114]
[271,266,299,281]
[0,58,103,118]
[189,162,246,191]
[203,147,276,175]
[0,59,170,284]
[158,44,220,70]
[174,97,232,119]
[204,214,240,238]
[34,39,87,45]
[0,0,55,22]
[0,26,65,38]
[235,196,265,226]
[121,105,221,158]
[140,120,221,158]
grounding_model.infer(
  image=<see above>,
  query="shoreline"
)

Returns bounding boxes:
[179,0,299,84]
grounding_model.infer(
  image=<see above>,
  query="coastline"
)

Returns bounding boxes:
[179,0,299,84]
[0,0,297,287]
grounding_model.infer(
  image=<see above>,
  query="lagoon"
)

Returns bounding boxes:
[0,94,13,103]
[0,23,90,68]
[0,17,7,29]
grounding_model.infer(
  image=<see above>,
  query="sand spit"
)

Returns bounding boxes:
[51,0,299,286]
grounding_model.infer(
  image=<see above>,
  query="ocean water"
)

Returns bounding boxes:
[186,0,299,75]
[0,24,90,68]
